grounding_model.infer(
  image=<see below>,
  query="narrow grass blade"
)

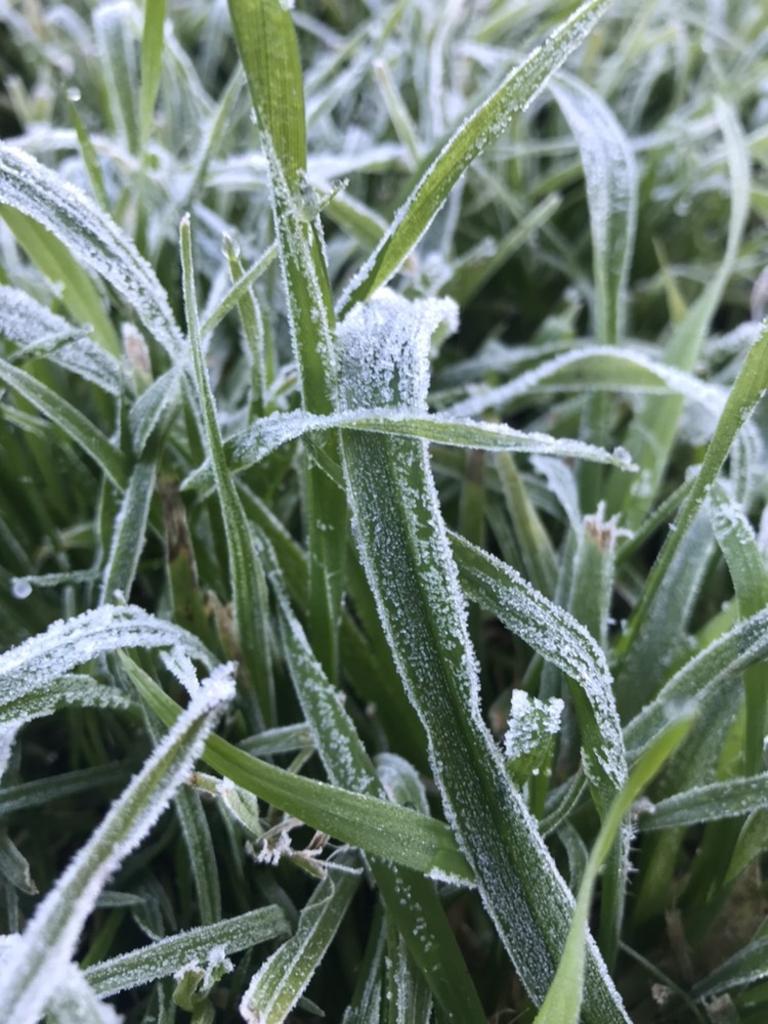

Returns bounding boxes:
[452,532,626,801]
[228,0,345,681]
[0,762,130,820]
[0,356,127,488]
[0,284,120,394]
[495,452,558,595]
[550,73,637,346]
[693,937,768,1000]
[618,319,768,660]
[0,667,234,1024]
[532,718,692,1024]
[605,98,751,524]
[94,1,140,155]
[450,343,724,420]
[240,860,362,1024]
[180,214,274,728]
[339,0,613,312]
[273,573,486,1022]
[139,0,167,147]
[0,674,130,726]
[0,207,120,356]
[638,772,768,831]
[710,483,768,774]
[195,406,635,488]
[100,457,156,604]
[337,290,628,1020]
[126,666,473,883]
[0,605,215,711]
[199,244,277,341]
[624,607,768,757]
[0,144,185,358]
[129,369,182,454]
[84,907,289,996]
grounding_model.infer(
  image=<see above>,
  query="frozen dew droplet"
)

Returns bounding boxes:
[11,578,32,600]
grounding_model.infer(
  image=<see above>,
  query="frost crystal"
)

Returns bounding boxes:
[504,690,564,762]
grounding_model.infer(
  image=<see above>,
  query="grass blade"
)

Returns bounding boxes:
[180,214,274,728]
[339,0,614,312]
[532,718,692,1024]
[125,663,473,883]
[0,666,235,1024]
[85,907,289,996]
[0,144,185,358]
[710,482,768,774]
[228,0,346,681]
[337,290,627,1020]
[273,565,486,1022]
[618,319,768,662]
[0,356,127,488]
[550,72,637,346]
[240,860,362,1024]
[139,0,167,147]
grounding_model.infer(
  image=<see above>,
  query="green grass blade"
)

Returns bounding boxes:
[0,145,185,358]
[0,357,127,488]
[693,937,768,1000]
[228,0,345,682]
[624,607,768,757]
[0,207,120,357]
[85,907,289,996]
[710,482,768,774]
[126,665,473,883]
[339,0,614,312]
[0,667,234,1024]
[180,214,274,728]
[450,343,725,420]
[94,1,140,155]
[139,0,167,147]
[638,772,768,831]
[240,860,362,1024]
[618,319,768,661]
[0,674,130,727]
[185,406,635,490]
[100,457,156,604]
[532,718,692,1024]
[0,762,130,820]
[605,98,751,525]
[452,532,627,802]
[0,284,120,394]
[337,290,627,1020]
[273,566,486,1022]
[550,72,637,345]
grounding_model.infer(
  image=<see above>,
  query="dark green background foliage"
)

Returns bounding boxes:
[0,0,768,1022]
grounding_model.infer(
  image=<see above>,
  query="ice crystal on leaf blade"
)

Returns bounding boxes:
[0,666,235,1024]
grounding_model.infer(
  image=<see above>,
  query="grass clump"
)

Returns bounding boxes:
[0,0,767,1021]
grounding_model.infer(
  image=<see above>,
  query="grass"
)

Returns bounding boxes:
[0,0,767,1021]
